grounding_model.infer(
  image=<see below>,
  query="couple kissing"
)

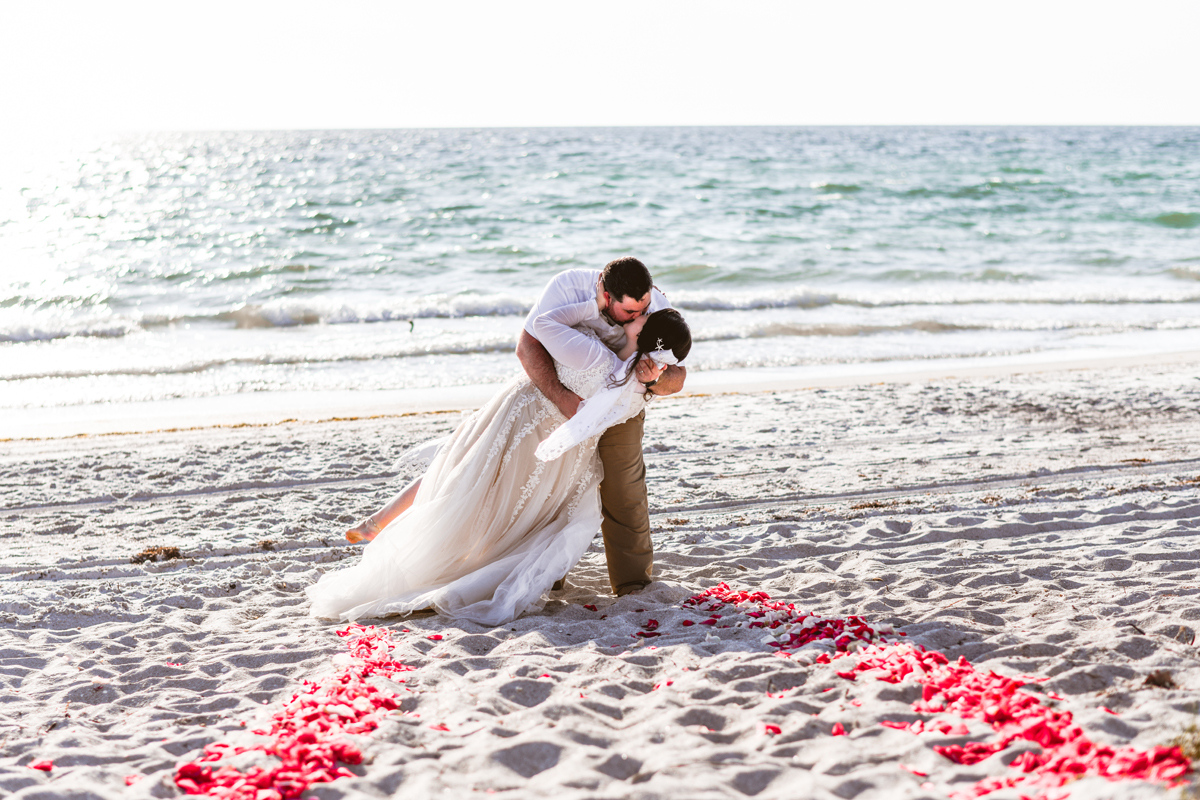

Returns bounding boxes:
[307,257,691,626]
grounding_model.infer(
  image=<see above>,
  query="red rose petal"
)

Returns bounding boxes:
[674,583,1194,798]
[173,625,416,799]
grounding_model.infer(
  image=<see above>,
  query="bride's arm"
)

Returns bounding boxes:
[531,301,621,374]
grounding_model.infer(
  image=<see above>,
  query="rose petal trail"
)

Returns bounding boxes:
[836,642,1190,799]
[175,625,413,799]
[172,586,1190,800]
[682,583,1191,800]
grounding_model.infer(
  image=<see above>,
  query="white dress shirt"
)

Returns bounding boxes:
[523,268,674,356]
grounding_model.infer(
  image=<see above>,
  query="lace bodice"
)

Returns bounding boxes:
[555,327,619,399]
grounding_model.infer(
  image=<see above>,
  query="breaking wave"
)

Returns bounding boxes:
[7,285,1200,345]
[0,315,140,343]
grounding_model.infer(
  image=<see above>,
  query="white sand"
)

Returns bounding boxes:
[3,359,1200,798]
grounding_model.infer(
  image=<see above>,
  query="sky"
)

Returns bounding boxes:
[2,0,1198,133]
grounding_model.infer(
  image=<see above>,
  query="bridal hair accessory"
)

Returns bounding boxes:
[648,349,678,367]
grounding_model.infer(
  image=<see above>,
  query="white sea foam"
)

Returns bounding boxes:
[219,293,533,328]
[9,284,1198,346]
[0,309,139,343]
[670,284,1200,311]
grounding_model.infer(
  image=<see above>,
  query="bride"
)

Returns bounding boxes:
[306,301,692,626]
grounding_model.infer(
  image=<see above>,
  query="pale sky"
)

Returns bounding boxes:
[2,0,1198,133]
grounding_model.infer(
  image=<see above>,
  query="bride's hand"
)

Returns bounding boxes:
[623,313,648,342]
[617,314,649,361]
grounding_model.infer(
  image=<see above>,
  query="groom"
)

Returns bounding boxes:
[518,257,686,596]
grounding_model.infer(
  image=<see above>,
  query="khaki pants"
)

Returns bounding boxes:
[597,410,652,595]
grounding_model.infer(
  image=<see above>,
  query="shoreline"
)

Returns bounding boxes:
[7,346,1200,441]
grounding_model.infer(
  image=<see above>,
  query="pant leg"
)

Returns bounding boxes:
[597,410,652,595]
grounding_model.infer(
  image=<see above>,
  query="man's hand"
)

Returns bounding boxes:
[555,391,582,419]
[517,330,583,419]
[646,364,686,397]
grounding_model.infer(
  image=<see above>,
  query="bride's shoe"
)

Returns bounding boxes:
[346,517,382,544]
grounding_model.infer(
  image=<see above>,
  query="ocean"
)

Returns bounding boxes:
[3,126,1199,416]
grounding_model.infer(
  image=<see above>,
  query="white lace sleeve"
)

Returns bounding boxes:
[531,301,620,375]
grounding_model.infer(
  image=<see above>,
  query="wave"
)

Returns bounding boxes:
[185,291,840,326]
[1170,267,1200,282]
[872,267,1038,283]
[13,314,1200,383]
[0,323,992,381]
[5,337,520,381]
[809,182,862,193]
[692,317,1200,342]
[1105,172,1160,186]
[0,316,139,344]
[7,285,1200,345]
[177,294,533,329]
[1153,212,1200,229]
[1,294,551,341]
[672,288,841,310]
[898,178,1063,201]
[669,287,1200,311]
[694,320,984,341]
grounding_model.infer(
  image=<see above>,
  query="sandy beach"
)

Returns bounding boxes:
[3,357,1200,799]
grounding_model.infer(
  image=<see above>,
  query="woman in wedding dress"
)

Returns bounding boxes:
[306,301,692,627]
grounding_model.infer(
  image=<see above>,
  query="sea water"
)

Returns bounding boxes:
[2,127,1199,414]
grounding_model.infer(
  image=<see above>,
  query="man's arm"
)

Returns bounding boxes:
[517,330,582,419]
[647,365,686,397]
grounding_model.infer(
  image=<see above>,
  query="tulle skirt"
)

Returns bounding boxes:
[306,375,603,627]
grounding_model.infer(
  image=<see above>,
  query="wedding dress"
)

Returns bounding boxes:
[306,301,644,627]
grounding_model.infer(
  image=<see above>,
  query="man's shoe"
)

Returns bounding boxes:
[615,581,650,597]
[551,577,567,591]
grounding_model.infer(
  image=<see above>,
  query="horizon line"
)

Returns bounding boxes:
[45,122,1200,136]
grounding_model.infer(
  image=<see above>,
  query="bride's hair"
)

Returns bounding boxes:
[613,309,692,387]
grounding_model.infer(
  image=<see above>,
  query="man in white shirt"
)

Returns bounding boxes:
[518,257,686,596]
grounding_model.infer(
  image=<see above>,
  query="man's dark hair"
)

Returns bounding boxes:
[600,257,653,303]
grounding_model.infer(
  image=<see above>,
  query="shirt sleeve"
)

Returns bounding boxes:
[531,300,621,374]
[647,286,673,313]
[523,269,595,337]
